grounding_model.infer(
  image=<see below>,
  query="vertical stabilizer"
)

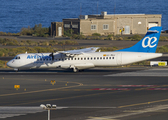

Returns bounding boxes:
[115,26,162,53]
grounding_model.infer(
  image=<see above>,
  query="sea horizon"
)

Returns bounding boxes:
[0,0,167,33]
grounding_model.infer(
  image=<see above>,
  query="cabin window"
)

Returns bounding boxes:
[97,57,99,60]
[81,58,83,60]
[113,57,114,59]
[71,58,73,60]
[94,57,96,60]
[106,57,108,59]
[84,58,86,60]
[74,58,76,60]
[103,57,105,59]
[87,57,89,60]
[109,57,111,59]
[100,57,102,59]
[78,58,80,60]
[91,57,93,60]
[68,58,70,60]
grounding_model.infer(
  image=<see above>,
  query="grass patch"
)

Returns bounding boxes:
[0,60,8,68]
[20,24,50,37]
[124,34,143,41]
[0,38,78,46]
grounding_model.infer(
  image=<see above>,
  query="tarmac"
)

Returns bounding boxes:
[1,67,168,120]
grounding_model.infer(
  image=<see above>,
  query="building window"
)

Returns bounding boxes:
[72,24,78,28]
[91,25,97,30]
[103,24,109,30]
[64,24,70,28]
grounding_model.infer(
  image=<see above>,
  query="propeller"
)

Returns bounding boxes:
[49,52,54,61]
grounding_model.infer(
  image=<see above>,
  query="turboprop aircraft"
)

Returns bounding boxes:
[7,26,162,72]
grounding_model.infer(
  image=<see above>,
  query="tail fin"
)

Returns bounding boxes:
[115,26,162,53]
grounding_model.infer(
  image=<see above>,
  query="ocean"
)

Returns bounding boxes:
[0,0,168,33]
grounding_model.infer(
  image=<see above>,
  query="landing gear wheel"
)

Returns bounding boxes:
[73,68,78,72]
[14,68,19,72]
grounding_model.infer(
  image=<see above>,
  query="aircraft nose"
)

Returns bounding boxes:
[7,61,12,67]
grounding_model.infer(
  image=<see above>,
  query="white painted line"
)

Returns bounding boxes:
[67,106,117,109]
[0,106,66,119]
[86,104,168,120]
[0,72,57,74]
[104,69,168,77]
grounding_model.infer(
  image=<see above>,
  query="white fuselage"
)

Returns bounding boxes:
[7,52,162,70]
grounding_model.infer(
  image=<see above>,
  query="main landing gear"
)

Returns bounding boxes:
[73,67,78,72]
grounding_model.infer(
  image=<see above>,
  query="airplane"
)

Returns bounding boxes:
[7,26,162,72]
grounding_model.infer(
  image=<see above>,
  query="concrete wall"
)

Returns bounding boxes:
[51,22,63,37]
[61,14,161,35]
[115,14,161,34]
[132,17,147,34]
[80,19,114,35]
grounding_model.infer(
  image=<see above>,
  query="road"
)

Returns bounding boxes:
[1,67,168,120]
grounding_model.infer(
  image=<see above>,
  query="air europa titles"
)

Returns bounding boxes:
[27,55,51,59]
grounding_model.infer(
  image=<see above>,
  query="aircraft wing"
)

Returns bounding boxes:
[58,47,99,57]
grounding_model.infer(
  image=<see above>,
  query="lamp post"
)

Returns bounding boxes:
[40,104,57,120]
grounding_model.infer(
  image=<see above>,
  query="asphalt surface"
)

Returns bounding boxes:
[1,67,168,120]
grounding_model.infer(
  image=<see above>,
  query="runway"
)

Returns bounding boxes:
[1,67,168,120]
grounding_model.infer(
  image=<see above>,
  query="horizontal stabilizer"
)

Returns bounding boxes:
[147,30,159,33]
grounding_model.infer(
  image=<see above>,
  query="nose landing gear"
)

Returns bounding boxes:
[14,68,19,72]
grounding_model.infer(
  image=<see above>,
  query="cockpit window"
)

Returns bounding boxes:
[14,56,20,59]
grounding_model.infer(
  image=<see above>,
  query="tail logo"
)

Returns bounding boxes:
[142,37,157,48]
